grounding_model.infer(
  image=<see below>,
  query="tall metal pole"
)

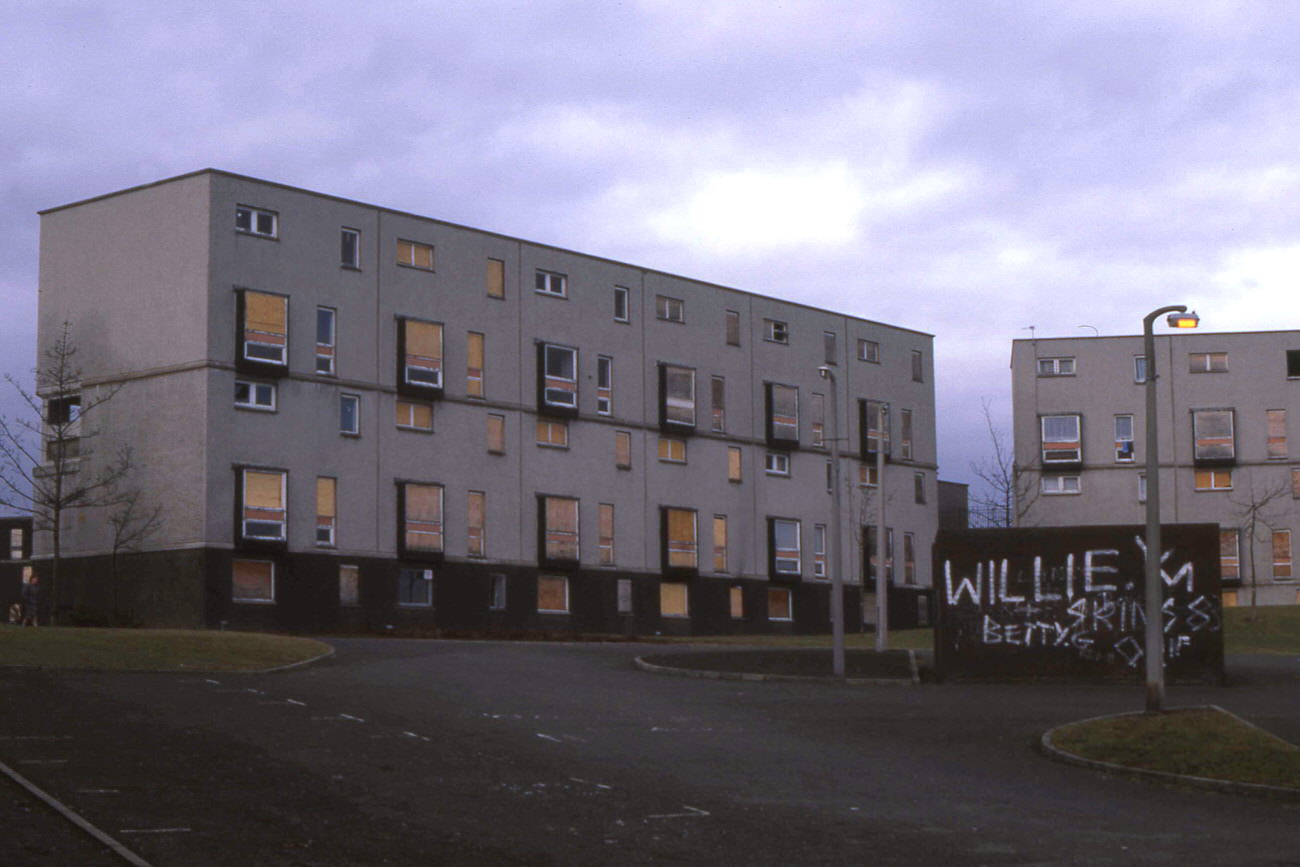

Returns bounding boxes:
[820,366,845,678]
[1143,305,1188,714]
[875,402,889,653]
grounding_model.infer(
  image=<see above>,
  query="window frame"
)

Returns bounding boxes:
[234,379,276,411]
[661,506,699,574]
[1220,529,1240,584]
[613,285,630,323]
[315,306,337,376]
[538,342,579,416]
[1114,414,1135,462]
[598,503,615,566]
[1273,530,1293,580]
[534,269,568,298]
[725,310,741,346]
[764,319,789,344]
[764,451,791,476]
[858,339,880,363]
[823,331,837,365]
[396,239,435,271]
[813,523,827,579]
[710,376,726,433]
[659,363,696,432]
[467,490,486,558]
[655,295,685,323]
[235,205,277,239]
[657,436,687,464]
[1133,355,1148,383]
[898,408,912,460]
[596,355,613,415]
[399,482,445,559]
[1036,357,1076,377]
[911,349,925,382]
[1189,351,1228,373]
[339,564,360,607]
[238,289,288,370]
[914,471,926,504]
[1040,413,1082,466]
[486,258,506,299]
[1267,409,1287,460]
[232,558,276,603]
[315,476,337,548]
[339,393,360,436]
[660,582,690,618]
[240,468,287,542]
[769,517,802,579]
[398,317,444,396]
[537,575,570,613]
[536,418,570,449]
[340,228,360,269]
[713,515,728,573]
[487,413,506,455]
[765,382,799,448]
[1040,474,1081,495]
[539,495,580,566]
[397,567,434,607]
[727,446,743,483]
[1194,468,1233,491]
[615,430,632,470]
[767,587,794,622]
[466,332,485,399]
[1192,408,1236,464]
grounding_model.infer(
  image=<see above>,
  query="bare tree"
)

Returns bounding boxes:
[106,486,164,624]
[0,322,130,622]
[1229,471,1291,617]
[969,397,1038,528]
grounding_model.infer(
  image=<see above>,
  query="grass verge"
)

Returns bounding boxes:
[1051,707,1300,789]
[0,627,331,672]
[656,628,934,651]
[1223,604,1300,654]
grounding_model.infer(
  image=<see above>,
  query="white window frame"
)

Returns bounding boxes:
[596,355,613,415]
[235,379,276,411]
[340,393,360,436]
[1115,414,1135,462]
[764,452,790,476]
[341,228,360,269]
[764,319,789,344]
[1041,414,1082,464]
[1041,475,1081,495]
[813,524,827,578]
[661,364,696,428]
[1189,351,1228,373]
[396,239,435,271]
[316,306,337,376]
[241,469,286,541]
[1133,355,1148,383]
[772,518,801,575]
[1193,409,1235,461]
[1036,357,1076,377]
[535,270,567,298]
[656,295,684,323]
[613,285,630,323]
[858,339,880,363]
[767,587,794,622]
[235,205,277,238]
[542,343,579,410]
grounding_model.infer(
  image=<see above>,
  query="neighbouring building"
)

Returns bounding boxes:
[34,169,938,633]
[1011,331,1300,608]
[1,517,34,620]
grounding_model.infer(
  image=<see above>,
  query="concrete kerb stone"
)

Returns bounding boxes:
[1039,704,1300,802]
[633,649,921,686]
[0,643,336,676]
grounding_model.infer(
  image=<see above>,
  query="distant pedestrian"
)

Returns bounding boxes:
[20,576,39,627]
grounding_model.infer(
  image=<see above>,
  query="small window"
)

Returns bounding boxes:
[340,394,360,436]
[1041,475,1080,495]
[710,376,726,433]
[617,578,633,615]
[727,446,743,483]
[1267,409,1287,459]
[813,524,827,578]
[339,564,360,607]
[1292,466,1300,498]
[235,380,276,411]
[770,518,801,576]
[660,582,690,618]
[811,393,825,448]
[538,575,570,613]
[400,318,444,392]
[490,573,508,610]
[658,436,687,463]
[397,239,434,270]
[316,307,337,376]
[823,331,837,364]
[1115,415,1134,462]
[232,559,275,602]
[536,419,569,448]
[859,463,879,487]
[9,528,24,560]
[1194,468,1233,490]
[467,332,485,398]
[768,588,793,622]
[1220,530,1240,583]
[663,507,698,571]
[862,399,891,460]
[598,503,615,566]
[401,483,444,554]
[656,295,684,323]
[1189,352,1228,373]
[898,408,913,460]
[660,364,696,430]
[615,431,632,469]
[596,356,613,415]
[486,258,505,299]
[539,343,579,412]
[1041,414,1081,464]
[765,452,790,476]
[713,515,728,573]
[1036,357,1076,377]
[341,228,360,269]
[1288,350,1300,379]
[914,471,926,504]
[1133,355,1148,383]
[911,349,924,382]
[903,532,916,585]
[315,477,336,547]
[613,286,630,322]
[487,414,506,454]
[858,339,880,363]
[764,319,789,344]
[240,290,288,367]
[729,585,744,619]
[1193,409,1235,461]
[541,496,579,563]
[398,568,433,607]
[235,206,277,238]
[467,491,486,558]
[725,310,741,346]
[535,270,567,297]
[1273,530,1293,579]
[241,469,286,541]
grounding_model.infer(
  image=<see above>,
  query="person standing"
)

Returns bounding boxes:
[20,575,39,627]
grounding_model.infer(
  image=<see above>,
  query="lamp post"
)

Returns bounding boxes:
[1142,305,1199,714]
[875,402,889,653]
[818,365,845,678]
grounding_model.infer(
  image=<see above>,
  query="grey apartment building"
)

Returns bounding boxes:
[1011,332,1300,608]
[35,170,938,633]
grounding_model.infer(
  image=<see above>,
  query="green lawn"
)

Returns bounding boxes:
[0,627,332,672]
[658,628,934,650]
[1052,707,1300,789]
[1223,604,1300,654]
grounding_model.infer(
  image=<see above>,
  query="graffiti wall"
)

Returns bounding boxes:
[934,524,1224,682]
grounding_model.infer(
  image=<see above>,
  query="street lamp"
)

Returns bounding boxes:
[1143,305,1199,713]
[817,365,846,678]
[875,401,889,653]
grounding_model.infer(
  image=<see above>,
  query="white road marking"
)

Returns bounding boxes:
[18,759,68,765]
[0,735,73,741]
[119,828,192,834]
[204,679,220,685]
[536,733,562,743]
[244,688,265,695]
[646,805,710,820]
[77,789,121,794]
[339,713,365,722]
[285,699,306,706]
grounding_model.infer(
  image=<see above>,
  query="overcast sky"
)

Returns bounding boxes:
[3,0,1299,497]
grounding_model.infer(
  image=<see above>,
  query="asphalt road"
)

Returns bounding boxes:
[2,641,1299,866]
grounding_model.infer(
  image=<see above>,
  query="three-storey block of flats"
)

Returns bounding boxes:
[1011,332,1300,608]
[36,170,938,633]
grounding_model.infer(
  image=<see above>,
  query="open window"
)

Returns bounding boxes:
[537,343,578,417]
[539,495,580,566]
[399,482,444,561]
[398,318,443,397]
[661,507,698,575]
[237,290,288,374]
[658,363,696,433]
[768,517,801,581]
[765,383,799,449]
[1040,414,1082,467]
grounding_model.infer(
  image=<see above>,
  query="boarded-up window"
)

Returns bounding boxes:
[904,532,916,585]
[767,383,799,443]
[396,400,433,431]
[713,515,728,573]
[899,408,912,460]
[233,559,274,603]
[859,463,879,487]
[658,436,686,463]
[316,477,336,546]
[8,528,23,560]
[487,414,506,454]
[1193,409,1235,460]
[467,332,485,398]
[467,491,486,557]
[537,419,569,448]
[402,319,443,389]
[1267,409,1287,459]
[729,586,744,619]
[727,447,742,482]
[339,564,359,606]
[597,356,613,415]
[768,588,793,621]
[1293,467,1300,498]
[403,483,443,552]
[725,310,741,346]
[242,291,287,365]
[598,503,615,566]
[486,258,505,298]
[1220,530,1240,582]
[615,431,632,469]
[617,579,633,614]
[664,508,697,569]
[537,576,569,613]
[397,239,434,270]
[711,376,726,433]
[1194,469,1232,490]
[813,524,827,578]
[543,496,579,561]
[660,582,689,617]
[1274,530,1293,579]
[1189,351,1227,373]
[242,469,285,540]
[811,393,825,448]
[490,573,507,610]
